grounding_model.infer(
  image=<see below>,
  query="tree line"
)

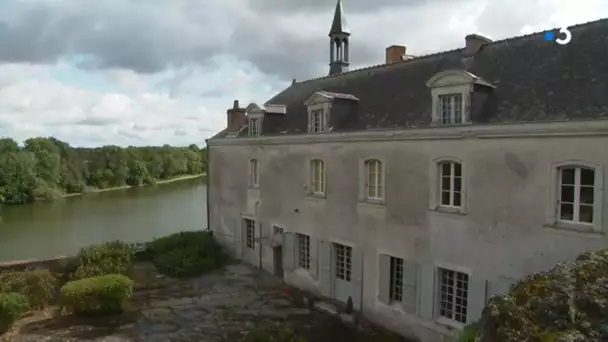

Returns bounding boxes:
[0,137,207,205]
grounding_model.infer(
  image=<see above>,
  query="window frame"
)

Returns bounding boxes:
[310,159,326,196]
[389,256,404,303]
[249,158,259,188]
[438,93,464,125]
[438,161,463,209]
[296,233,311,270]
[558,166,595,225]
[243,218,255,249]
[334,243,352,282]
[437,267,470,325]
[362,158,385,203]
[547,161,603,233]
[248,117,260,136]
[430,158,466,214]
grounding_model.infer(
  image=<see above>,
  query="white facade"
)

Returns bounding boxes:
[208,119,608,342]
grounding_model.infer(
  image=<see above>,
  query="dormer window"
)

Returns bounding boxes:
[249,118,260,136]
[426,69,495,126]
[439,94,463,124]
[310,109,326,133]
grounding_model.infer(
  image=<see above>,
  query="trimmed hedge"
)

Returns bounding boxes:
[0,293,29,333]
[69,241,135,280]
[143,231,227,277]
[0,269,57,309]
[59,274,133,316]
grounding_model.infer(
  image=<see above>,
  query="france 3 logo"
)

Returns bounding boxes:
[544,27,572,45]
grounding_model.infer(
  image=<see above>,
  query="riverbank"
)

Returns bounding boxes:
[63,173,206,198]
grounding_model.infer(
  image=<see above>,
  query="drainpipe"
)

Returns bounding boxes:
[204,140,211,233]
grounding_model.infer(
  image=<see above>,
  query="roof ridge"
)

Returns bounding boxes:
[293,16,608,86]
[295,47,466,85]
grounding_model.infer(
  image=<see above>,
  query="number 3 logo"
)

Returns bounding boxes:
[556,26,572,45]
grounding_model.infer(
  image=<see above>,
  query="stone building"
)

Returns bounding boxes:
[207,1,608,341]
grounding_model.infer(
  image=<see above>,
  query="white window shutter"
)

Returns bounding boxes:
[419,263,436,320]
[467,276,487,323]
[307,111,312,132]
[358,160,366,201]
[309,236,319,278]
[402,260,419,314]
[234,218,243,259]
[282,233,295,273]
[318,240,332,298]
[377,254,391,304]
[351,247,364,310]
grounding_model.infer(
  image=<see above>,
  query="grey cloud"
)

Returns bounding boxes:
[173,128,187,136]
[76,117,120,126]
[0,1,228,73]
[0,0,569,84]
[0,0,384,82]
[249,0,438,13]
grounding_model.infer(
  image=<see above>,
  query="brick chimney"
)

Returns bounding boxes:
[226,100,247,133]
[465,34,492,55]
[385,45,406,64]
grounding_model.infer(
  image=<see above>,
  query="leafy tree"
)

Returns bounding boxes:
[0,137,207,205]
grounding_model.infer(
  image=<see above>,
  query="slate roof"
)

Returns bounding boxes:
[212,18,608,140]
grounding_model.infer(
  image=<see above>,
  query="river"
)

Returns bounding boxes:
[0,178,208,262]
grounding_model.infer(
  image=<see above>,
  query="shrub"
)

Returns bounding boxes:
[458,322,479,342]
[0,293,29,333]
[243,327,307,342]
[477,248,608,342]
[0,269,57,309]
[70,241,135,280]
[143,231,227,277]
[59,274,133,316]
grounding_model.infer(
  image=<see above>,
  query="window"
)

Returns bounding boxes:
[439,94,463,124]
[274,226,284,235]
[297,233,310,269]
[439,161,462,207]
[335,243,352,282]
[249,118,260,136]
[559,166,595,224]
[244,219,255,249]
[310,109,325,133]
[438,268,469,324]
[389,257,404,302]
[311,159,326,195]
[249,159,259,187]
[365,159,384,200]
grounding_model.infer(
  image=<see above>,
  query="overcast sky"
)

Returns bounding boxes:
[0,0,606,147]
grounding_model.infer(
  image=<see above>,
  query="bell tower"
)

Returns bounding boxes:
[328,0,350,75]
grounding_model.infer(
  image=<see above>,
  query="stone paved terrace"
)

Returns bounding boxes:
[1,262,408,342]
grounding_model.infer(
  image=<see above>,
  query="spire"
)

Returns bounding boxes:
[329,0,349,36]
[328,0,350,75]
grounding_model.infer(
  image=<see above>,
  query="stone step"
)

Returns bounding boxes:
[313,301,339,316]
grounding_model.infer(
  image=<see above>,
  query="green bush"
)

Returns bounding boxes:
[59,274,133,316]
[0,293,29,333]
[243,327,307,342]
[70,241,135,280]
[477,248,608,341]
[143,231,227,277]
[458,322,479,342]
[0,269,57,309]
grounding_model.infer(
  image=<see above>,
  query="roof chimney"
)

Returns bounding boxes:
[226,100,247,133]
[465,34,492,55]
[386,45,406,64]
